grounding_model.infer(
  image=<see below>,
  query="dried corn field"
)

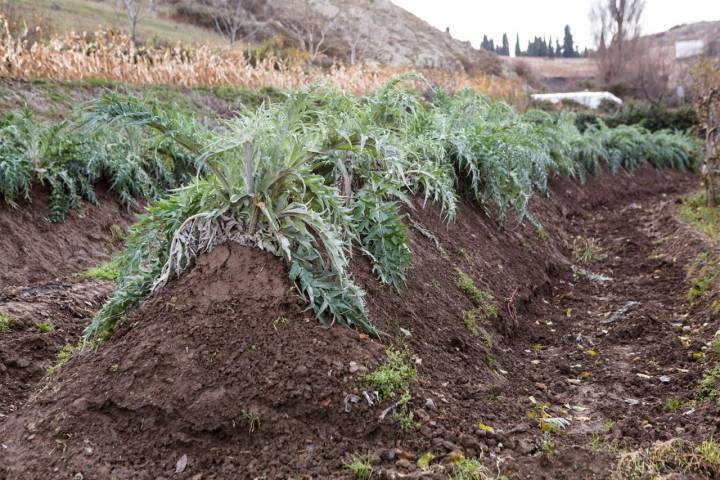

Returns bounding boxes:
[0,20,524,100]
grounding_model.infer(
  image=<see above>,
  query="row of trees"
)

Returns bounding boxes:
[480,25,584,58]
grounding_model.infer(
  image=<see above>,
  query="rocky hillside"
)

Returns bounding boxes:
[171,0,502,73]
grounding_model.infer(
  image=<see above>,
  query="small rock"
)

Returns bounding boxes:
[396,449,416,461]
[190,475,203,480]
[458,433,480,450]
[441,440,462,452]
[535,382,548,391]
[395,458,414,470]
[296,365,308,376]
[415,409,430,422]
[424,398,437,411]
[73,474,83,480]
[381,449,396,462]
[517,438,535,454]
[659,375,671,384]
[348,362,360,373]
[83,446,93,456]
[176,454,188,474]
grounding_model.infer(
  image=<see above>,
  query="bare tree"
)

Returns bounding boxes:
[627,40,672,101]
[119,0,155,45]
[590,0,646,85]
[691,59,720,206]
[283,6,338,62]
[200,0,261,47]
[348,29,368,65]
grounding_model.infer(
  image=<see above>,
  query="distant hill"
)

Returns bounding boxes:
[10,0,503,75]
[170,0,502,74]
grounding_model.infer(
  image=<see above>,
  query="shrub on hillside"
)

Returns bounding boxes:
[575,101,697,133]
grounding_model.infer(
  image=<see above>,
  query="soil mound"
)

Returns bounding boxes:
[0,244,390,479]
[1,167,710,480]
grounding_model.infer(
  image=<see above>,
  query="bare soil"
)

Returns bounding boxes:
[1,168,719,479]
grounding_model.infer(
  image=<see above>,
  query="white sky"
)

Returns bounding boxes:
[390,0,720,53]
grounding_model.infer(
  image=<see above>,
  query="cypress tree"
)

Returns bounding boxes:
[515,33,521,56]
[562,25,575,58]
[501,33,509,56]
[548,36,555,57]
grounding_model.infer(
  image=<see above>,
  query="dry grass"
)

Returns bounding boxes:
[0,18,524,100]
[505,57,598,79]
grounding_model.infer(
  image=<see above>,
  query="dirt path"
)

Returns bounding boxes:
[503,193,720,478]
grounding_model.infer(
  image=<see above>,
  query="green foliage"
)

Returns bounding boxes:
[456,270,497,317]
[576,102,697,133]
[84,260,120,281]
[48,343,77,374]
[0,312,13,332]
[680,191,720,240]
[463,310,480,336]
[450,458,489,480]
[664,398,682,412]
[0,103,205,221]
[343,454,372,480]
[73,77,698,339]
[35,321,54,333]
[417,452,435,470]
[363,346,416,400]
[688,267,715,305]
[697,437,720,470]
[698,365,720,402]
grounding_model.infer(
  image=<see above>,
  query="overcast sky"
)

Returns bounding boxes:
[390,1,720,53]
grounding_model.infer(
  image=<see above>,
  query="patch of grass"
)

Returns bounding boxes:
[591,432,602,450]
[240,410,260,433]
[47,343,76,374]
[272,316,289,330]
[417,452,435,470]
[0,312,14,332]
[679,191,720,240]
[463,310,479,336]
[84,260,120,281]
[458,248,471,262]
[456,270,497,319]
[363,346,416,400]
[572,236,604,264]
[536,226,549,241]
[364,346,419,431]
[541,432,555,452]
[109,224,125,242]
[616,437,720,478]
[343,454,372,480]
[664,398,682,412]
[712,337,720,357]
[449,457,489,480]
[697,364,720,401]
[35,321,54,333]
[394,406,421,431]
[688,267,715,305]
[697,437,720,470]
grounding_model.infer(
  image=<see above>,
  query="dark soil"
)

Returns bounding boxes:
[0,184,133,423]
[1,168,719,480]
[0,184,134,287]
